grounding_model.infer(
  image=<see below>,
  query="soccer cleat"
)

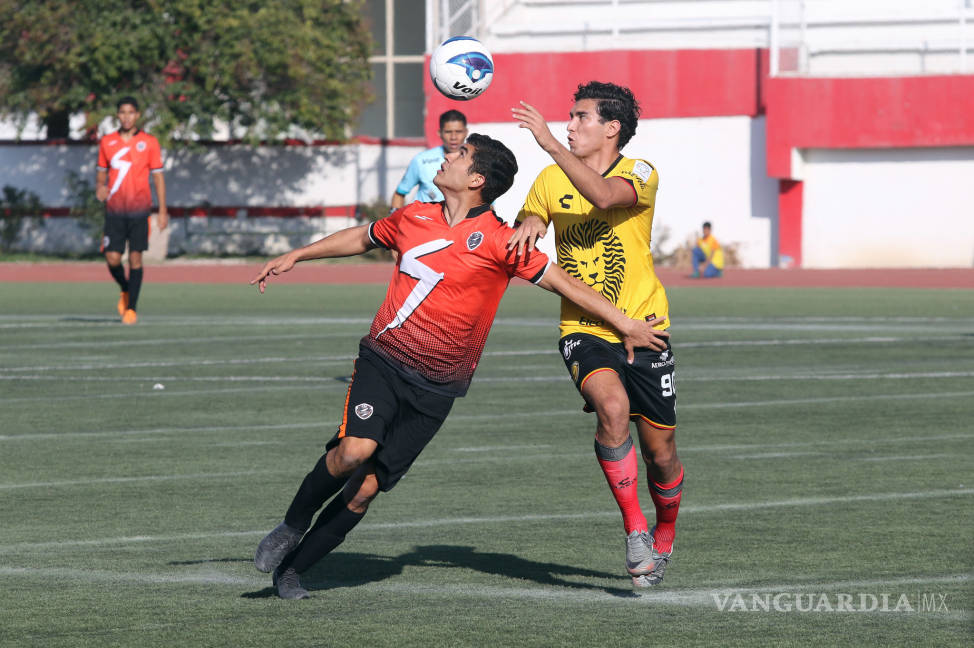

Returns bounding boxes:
[631,525,671,588]
[254,522,304,573]
[121,309,138,325]
[117,292,129,316]
[625,529,655,576]
[273,567,310,600]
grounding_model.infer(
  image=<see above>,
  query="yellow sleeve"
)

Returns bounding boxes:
[617,159,658,209]
[516,168,552,226]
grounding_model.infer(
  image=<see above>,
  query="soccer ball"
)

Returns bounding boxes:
[430,37,494,101]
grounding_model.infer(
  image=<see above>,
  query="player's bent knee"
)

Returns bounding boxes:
[345,475,380,514]
[329,438,376,476]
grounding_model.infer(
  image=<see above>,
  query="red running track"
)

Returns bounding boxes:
[0,262,971,289]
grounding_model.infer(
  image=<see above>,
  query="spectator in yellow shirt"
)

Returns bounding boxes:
[691,221,724,278]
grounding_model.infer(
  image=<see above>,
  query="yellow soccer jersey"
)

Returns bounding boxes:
[518,155,669,342]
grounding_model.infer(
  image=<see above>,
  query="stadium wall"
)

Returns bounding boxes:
[426,49,974,269]
[3,48,973,267]
[0,140,423,256]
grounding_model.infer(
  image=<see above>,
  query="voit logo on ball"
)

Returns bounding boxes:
[430,36,494,101]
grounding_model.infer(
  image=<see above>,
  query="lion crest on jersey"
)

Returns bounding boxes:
[558,219,625,303]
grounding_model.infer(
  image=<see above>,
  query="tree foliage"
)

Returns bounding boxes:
[0,0,372,145]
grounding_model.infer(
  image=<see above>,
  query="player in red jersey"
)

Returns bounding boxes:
[95,97,167,325]
[249,133,671,599]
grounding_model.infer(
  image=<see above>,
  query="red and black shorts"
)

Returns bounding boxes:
[102,212,150,253]
[559,332,677,430]
[325,348,454,491]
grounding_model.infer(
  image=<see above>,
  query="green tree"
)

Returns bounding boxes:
[0,0,372,144]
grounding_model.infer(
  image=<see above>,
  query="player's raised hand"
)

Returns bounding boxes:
[620,316,671,363]
[506,214,547,256]
[250,252,297,294]
[512,101,558,153]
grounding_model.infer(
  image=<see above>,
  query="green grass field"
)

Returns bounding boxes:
[1,281,971,647]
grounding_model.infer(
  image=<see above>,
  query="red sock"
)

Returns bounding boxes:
[649,465,684,553]
[595,437,647,534]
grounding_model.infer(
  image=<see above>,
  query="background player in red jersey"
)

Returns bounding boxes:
[95,97,167,325]
[508,82,684,588]
[249,133,670,599]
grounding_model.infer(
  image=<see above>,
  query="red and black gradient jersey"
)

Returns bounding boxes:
[364,201,552,396]
[96,130,163,216]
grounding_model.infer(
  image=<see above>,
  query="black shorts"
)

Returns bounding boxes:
[560,332,676,430]
[325,349,454,491]
[102,213,150,253]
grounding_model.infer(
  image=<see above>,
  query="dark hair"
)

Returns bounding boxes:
[703,221,712,229]
[466,133,517,205]
[439,109,467,128]
[117,96,139,111]
[573,81,640,149]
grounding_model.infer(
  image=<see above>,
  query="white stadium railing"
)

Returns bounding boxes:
[430,0,973,76]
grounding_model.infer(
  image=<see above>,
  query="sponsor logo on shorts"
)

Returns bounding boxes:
[660,350,669,361]
[570,361,579,383]
[354,403,374,420]
[466,231,483,250]
[102,235,110,248]
[563,338,581,359]
[651,357,676,369]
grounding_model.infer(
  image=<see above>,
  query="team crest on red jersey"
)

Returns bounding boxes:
[136,141,147,152]
[466,231,484,250]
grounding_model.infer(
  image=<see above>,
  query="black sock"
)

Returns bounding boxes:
[283,494,365,573]
[127,267,143,311]
[284,452,348,532]
[107,263,128,292]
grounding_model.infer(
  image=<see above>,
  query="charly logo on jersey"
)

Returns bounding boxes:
[466,231,484,250]
[558,219,626,303]
[354,403,374,420]
[136,141,147,152]
[563,338,581,359]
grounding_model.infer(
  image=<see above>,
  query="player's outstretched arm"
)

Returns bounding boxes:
[250,224,373,294]
[506,214,548,256]
[537,264,669,362]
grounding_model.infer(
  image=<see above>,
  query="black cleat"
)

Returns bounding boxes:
[273,567,310,600]
[255,522,303,573]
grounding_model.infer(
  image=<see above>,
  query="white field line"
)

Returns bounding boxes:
[854,453,958,462]
[0,470,284,491]
[1,488,971,555]
[0,331,362,351]
[2,382,974,409]
[0,421,324,442]
[3,333,972,374]
[0,567,968,616]
[4,369,974,384]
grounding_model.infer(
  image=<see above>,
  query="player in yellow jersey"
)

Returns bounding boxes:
[508,81,683,588]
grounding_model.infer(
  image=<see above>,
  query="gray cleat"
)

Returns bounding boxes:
[631,525,671,588]
[625,529,655,576]
[273,566,310,600]
[255,522,303,573]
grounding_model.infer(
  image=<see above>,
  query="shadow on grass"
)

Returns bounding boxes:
[241,544,635,599]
